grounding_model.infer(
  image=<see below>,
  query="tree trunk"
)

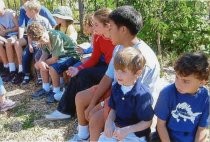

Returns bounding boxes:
[78,0,84,32]
[157,32,162,56]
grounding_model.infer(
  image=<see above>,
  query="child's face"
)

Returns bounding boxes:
[36,32,49,45]
[93,17,110,37]
[83,24,93,36]
[175,74,206,94]
[26,9,36,19]
[109,20,121,45]
[115,68,139,86]
[54,17,61,24]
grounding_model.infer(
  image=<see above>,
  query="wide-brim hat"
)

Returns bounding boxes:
[53,6,74,21]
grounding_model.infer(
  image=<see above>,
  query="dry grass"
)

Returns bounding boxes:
[0,68,209,141]
[0,81,77,142]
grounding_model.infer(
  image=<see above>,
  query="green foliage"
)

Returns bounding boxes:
[3,0,210,58]
[83,0,210,57]
[134,0,210,56]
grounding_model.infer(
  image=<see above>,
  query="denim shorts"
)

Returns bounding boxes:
[50,57,79,74]
[34,48,42,61]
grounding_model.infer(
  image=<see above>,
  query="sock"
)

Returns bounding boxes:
[3,64,8,68]
[18,65,23,73]
[78,125,89,139]
[42,83,50,92]
[8,63,16,72]
[24,76,29,79]
[53,87,60,93]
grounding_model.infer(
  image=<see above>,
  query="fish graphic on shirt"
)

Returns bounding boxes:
[171,102,202,124]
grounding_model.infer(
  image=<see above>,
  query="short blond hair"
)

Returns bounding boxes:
[114,47,146,74]
[24,0,41,12]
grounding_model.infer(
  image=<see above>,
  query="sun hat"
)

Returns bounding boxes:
[53,6,74,21]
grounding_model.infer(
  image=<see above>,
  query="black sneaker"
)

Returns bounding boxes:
[12,72,25,84]
[2,71,17,82]
[36,78,42,86]
[21,76,31,85]
[45,90,57,104]
[0,67,9,78]
[32,88,49,100]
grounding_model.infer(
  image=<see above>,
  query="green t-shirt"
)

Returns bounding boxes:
[43,30,79,59]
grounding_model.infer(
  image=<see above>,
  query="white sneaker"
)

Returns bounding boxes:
[54,92,63,101]
[45,110,71,120]
[68,134,89,142]
[0,99,15,111]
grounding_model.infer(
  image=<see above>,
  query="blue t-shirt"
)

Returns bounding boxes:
[106,40,160,94]
[18,6,56,27]
[109,79,154,137]
[154,83,209,142]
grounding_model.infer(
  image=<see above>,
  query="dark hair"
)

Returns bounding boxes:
[114,47,145,74]
[27,22,46,41]
[109,5,143,35]
[174,52,209,80]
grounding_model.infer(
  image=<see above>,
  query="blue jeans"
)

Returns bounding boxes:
[22,46,42,74]
[0,76,6,95]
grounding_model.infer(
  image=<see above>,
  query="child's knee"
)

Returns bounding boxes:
[34,62,40,70]
[14,40,19,46]
[49,66,57,75]
[75,92,84,105]
[5,41,12,48]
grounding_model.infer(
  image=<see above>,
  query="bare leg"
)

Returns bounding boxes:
[49,67,60,87]
[5,40,15,64]
[14,38,27,65]
[0,42,8,65]
[75,86,96,125]
[89,107,105,141]
[40,70,49,83]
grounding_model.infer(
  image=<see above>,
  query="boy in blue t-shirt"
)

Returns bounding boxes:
[99,47,154,142]
[155,52,209,142]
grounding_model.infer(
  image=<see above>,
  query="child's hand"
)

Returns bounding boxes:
[37,61,49,71]
[66,67,79,77]
[0,25,6,36]
[76,46,84,54]
[104,120,115,138]
[113,127,129,141]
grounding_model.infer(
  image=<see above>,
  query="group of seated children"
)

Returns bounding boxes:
[0,1,209,142]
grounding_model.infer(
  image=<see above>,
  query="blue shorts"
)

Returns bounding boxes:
[50,57,79,74]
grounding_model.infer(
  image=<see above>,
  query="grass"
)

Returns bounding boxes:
[0,81,77,142]
[0,67,209,141]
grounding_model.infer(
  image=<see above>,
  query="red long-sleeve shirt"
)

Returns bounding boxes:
[77,34,115,70]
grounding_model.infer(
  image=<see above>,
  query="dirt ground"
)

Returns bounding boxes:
[0,67,209,142]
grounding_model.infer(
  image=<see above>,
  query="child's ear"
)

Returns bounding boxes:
[135,70,142,77]
[200,80,207,86]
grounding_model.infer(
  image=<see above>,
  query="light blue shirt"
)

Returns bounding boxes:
[0,10,18,37]
[27,15,52,30]
[105,40,160,94]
